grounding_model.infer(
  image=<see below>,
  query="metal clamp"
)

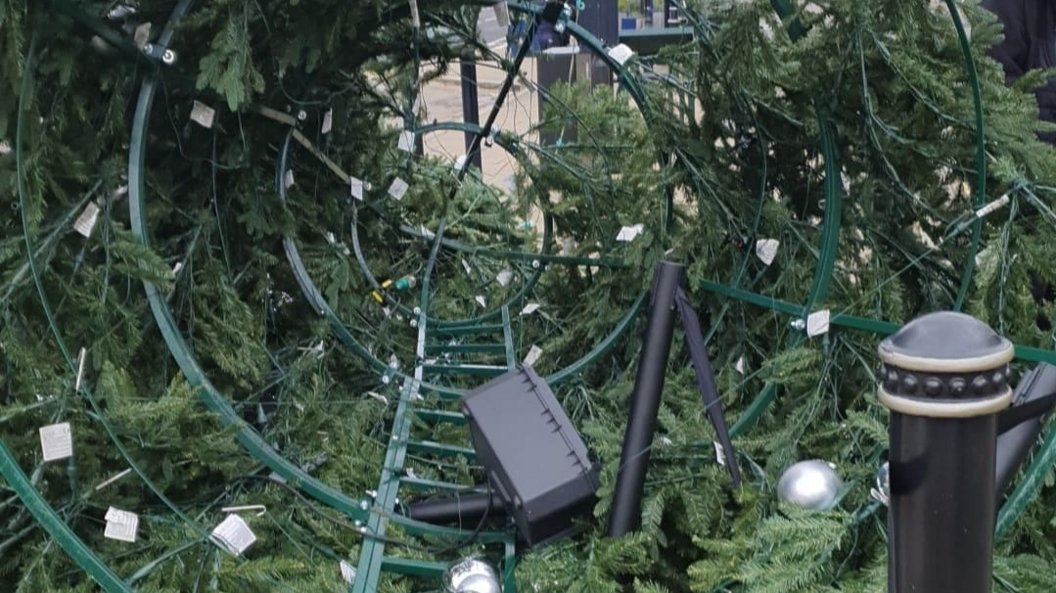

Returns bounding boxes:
[141,43,177,66]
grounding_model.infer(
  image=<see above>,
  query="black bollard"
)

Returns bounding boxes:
[879,312,1014,593]
[608,262,685,537]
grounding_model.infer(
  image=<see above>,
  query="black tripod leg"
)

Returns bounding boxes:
[675,287,741,486]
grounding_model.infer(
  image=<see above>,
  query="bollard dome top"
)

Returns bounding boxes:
[877,312,1014,416]
[879,311,1013,374]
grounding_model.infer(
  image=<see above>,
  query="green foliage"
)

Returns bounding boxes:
[4,0,1056,591]
[196,10,266,111]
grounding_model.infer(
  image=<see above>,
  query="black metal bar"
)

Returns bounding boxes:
[404,491,505,525]
[460,60,483,171]
[996,364,1056,496]
[608,262,684,538]
[674,287,740,486]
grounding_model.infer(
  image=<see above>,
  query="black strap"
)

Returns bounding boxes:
[675,287,742,486]
[998,391,1056,434]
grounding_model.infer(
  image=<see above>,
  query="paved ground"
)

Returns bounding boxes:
[418,7,542,195]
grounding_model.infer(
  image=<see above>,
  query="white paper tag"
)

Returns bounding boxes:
[211,514,256,556]
[475,295,486,308]
[388,177,409,201]
[74,202,101,238]
[321,109,333,134]
[735,355,746,375]
[190,101,216,129]
[461,258,472,275]
[755,238,780,266]
[0,140,11,155]
[340,560,357,584]
[133,22,151,49]
[172,261,183,274]
[608,43,635,66]
[398,131,416,153]
[412,95,422,117]
[420,225,435,240]
[561,237,577,255]
[524,345,544,367]
[454,154,468,173]
[616,224,644,243]
[104,507,139,543]
[496,269,513,287]
[806,310,830,337]
[714,442,727,466]
[520,303,540,316]
[39,423,73,462]
[350,176,366,201]
[284,169,295,189]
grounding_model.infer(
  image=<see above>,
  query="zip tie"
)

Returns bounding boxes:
[220,504,267,517]
[74,348,87,392]
[975,193,1010,219]
[94,468,132,491]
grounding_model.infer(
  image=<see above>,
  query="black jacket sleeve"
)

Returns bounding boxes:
[982,0,1029,85]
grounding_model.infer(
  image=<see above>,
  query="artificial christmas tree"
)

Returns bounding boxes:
[3,0,1056,592]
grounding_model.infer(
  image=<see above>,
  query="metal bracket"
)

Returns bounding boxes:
[141,43,177,65]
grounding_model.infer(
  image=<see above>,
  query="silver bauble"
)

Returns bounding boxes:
[777,460,843,510]
[443,559,501,593]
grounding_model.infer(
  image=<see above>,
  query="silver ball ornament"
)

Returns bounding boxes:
[444,559,501,593]
[777,460,843,511]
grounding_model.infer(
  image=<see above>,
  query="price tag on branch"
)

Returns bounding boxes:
[74,202,101,238]
[735,355,746,375]
[398,131,415,153]
[350,176,367,201]
[190,101,216,129]
[755,238,780,266]
[608,43,635,66]
[496,269,513,287]
[340,560,357,584]
[616,224,644,243]
[388,177,408,201]
[524,345,543,367]
[520,303,540,316]
[475,295,486,308]
[211,514,256,556]
[39,422,73,462]
[321,109,333,135]
[284,169,295,189]
[807,310,830,337]
[714,442,727,467]
[104,507,140,543]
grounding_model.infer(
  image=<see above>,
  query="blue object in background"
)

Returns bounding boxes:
[621,16,637,30]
